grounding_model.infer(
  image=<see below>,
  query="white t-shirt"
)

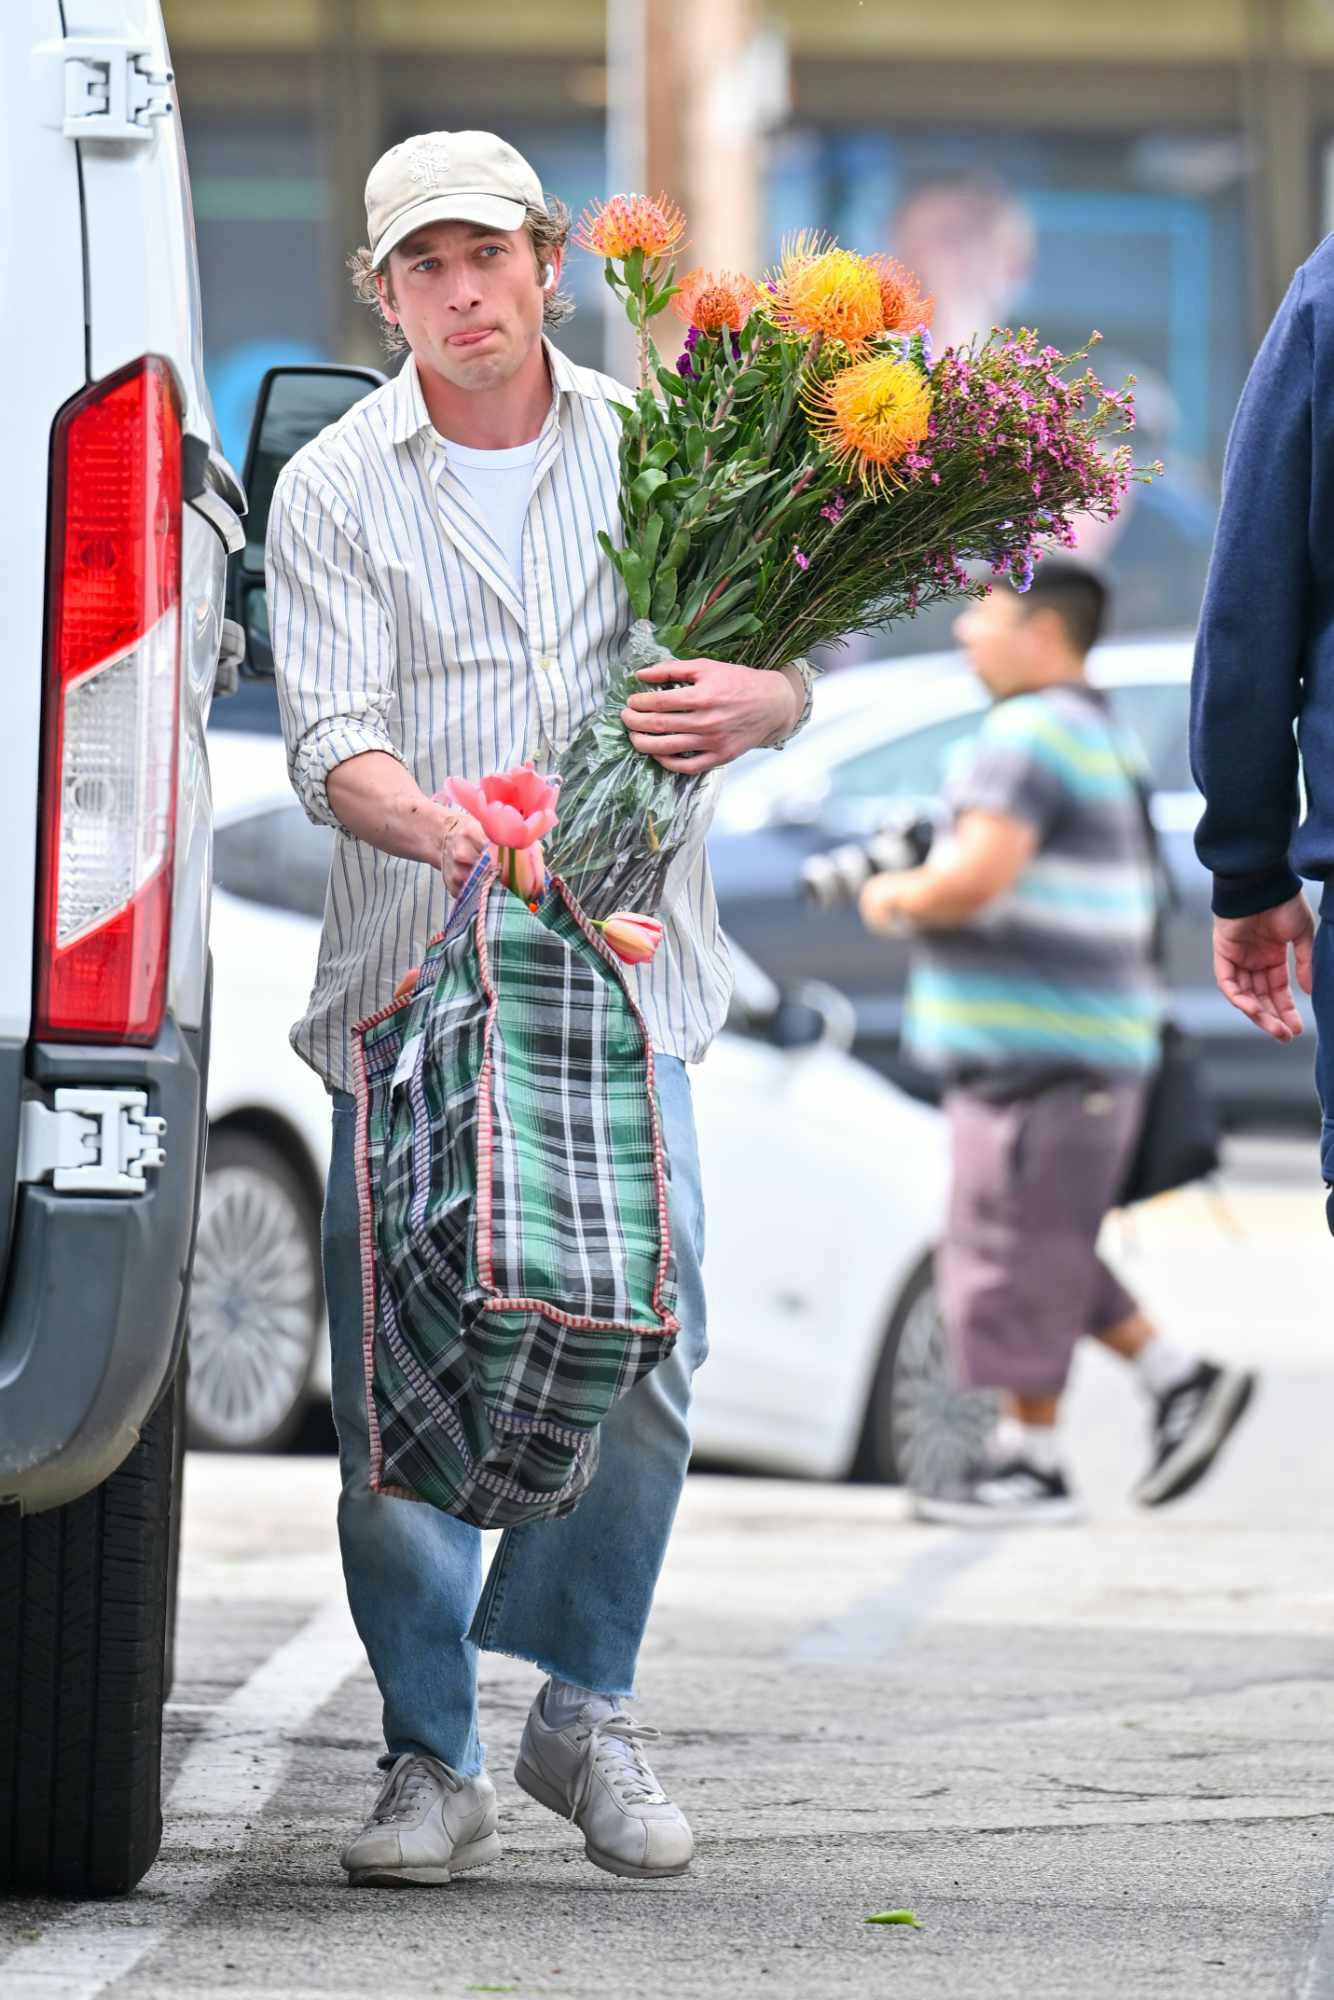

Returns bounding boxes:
[436,433,540,590]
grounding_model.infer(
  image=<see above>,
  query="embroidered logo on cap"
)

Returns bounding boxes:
[406,137,457,191]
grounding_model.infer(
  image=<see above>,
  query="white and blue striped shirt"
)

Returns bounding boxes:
[266,343,749,1093]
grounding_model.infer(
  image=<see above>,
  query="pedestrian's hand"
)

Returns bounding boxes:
[438,809,487,898]
[859,871,912,937]
[1212,894,1315,1042]
[621,658,797,772]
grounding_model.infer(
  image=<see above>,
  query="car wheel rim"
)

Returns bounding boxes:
[187,1163,319,1447]
[889,1279,999,1494]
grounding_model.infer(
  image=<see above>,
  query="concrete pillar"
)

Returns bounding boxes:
[607,0,779,373]
[317,0,384,366]
[1243,0,1315,338]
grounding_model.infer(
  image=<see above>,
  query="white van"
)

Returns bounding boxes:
[0,0,244,1895]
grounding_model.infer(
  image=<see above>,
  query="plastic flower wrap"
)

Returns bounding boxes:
[545,195,1150,917]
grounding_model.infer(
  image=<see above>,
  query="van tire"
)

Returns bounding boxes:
[0,1371,177,1897]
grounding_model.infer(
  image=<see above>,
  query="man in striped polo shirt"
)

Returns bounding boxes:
[860,561,1253,1525]
[266,131,810,1888]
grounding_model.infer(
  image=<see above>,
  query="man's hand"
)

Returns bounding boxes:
[621,659,798,773]
[439,809,487,897]
[859,871,915,937]
[1212,894,1315,1042]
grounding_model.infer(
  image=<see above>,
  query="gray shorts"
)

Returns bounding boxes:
[938,1078,1147,1397]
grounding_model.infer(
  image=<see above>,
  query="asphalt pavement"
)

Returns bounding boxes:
[4,1137,1334,2000]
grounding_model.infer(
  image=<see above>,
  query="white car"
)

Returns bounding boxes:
[198,729,959,1482]
[710,638,1318,1122]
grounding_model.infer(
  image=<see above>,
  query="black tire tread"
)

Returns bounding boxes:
[0,1379,176,1897]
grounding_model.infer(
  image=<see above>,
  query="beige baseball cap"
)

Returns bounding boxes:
[365,130,546,266]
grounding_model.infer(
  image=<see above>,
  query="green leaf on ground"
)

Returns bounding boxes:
[465,1986,519,1994]
[865,1909,923,1928]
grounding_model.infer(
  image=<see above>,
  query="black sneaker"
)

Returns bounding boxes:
[912,1458,1086,1527]
[1135,1361,1256,1507]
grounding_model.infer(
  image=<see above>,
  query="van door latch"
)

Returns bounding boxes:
[62,41,174,142]
[18,1090,167,1195]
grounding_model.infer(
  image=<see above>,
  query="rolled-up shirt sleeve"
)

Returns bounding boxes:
[265,461,403,828]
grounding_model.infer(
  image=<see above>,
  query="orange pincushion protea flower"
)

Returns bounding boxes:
[574,193,687,261]
[671,268,759,334]
[871,256,934,334]
[805,352,932,495]
[765,235,884,351]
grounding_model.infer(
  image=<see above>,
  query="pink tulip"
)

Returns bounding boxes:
[496,840,547,903]
[442,762,560,851]
[596,910,664,965]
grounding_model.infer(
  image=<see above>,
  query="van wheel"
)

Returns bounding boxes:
[855,1258,1000,1488]
[187,1130,322,1452]
[0,1373,178,1896]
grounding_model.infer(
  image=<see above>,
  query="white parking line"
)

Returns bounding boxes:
[1301,1883,1334,2000]
[790,1531,999,1664]
[3,1593,364,2000]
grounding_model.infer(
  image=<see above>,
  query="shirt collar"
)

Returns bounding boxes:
[386,338,598,448]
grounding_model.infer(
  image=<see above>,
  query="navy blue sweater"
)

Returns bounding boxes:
[1193,235,1334,918]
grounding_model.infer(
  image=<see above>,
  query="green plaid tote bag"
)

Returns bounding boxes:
[351,865,679,1529]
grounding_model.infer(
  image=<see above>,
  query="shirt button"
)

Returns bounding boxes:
[536,654,555,672]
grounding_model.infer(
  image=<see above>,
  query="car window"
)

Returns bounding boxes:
[214,803,334,921]
[828,709,985,805]
[1104,681,1193,793]
[826,681,1192,818]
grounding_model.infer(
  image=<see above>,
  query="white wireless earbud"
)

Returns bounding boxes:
[542,265,557,292]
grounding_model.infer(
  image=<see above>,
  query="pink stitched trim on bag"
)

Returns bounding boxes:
[481,1296,680,1336]
[471,874,678,1338]
[350,1025,391,1495]
[471,874,505,1299]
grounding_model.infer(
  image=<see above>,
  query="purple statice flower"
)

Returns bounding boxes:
[792,545,811,572]
[676,324,703,378]
[1010,550,1037,593]
[820,489,847,526]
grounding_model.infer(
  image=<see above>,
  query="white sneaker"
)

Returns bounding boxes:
[340,1753,501,1887]
[514,1685,694,1880]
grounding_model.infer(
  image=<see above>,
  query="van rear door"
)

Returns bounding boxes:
[59,0,242,1042]
[0,2,90,1272]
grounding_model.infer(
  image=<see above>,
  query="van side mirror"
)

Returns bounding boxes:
[233,364,385,676]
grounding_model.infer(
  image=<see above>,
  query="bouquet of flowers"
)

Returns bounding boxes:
[545,193,1150,916]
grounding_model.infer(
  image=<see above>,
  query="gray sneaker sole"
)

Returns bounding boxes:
[345,1828,502,1888]
[513,1753,692,1880]
[912,1491,1086,1528]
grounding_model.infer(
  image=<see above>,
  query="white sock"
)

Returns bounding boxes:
[1133,1336,1198,1401]
[542,1677,615,1725]
[987,1415,1061,1474]
[1017,1422,1062,1474]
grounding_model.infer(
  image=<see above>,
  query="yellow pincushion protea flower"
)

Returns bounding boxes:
[672,268,759,333]
[764,235,885,351]
[806,352,933,494]
[574,194,687,261]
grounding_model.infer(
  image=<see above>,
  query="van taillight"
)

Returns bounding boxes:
[36,357,182,1044]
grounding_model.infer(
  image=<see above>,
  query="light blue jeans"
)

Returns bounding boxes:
[324,1055,707,1775]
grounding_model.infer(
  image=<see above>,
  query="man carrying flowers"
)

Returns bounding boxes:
[266,130,810,1890]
